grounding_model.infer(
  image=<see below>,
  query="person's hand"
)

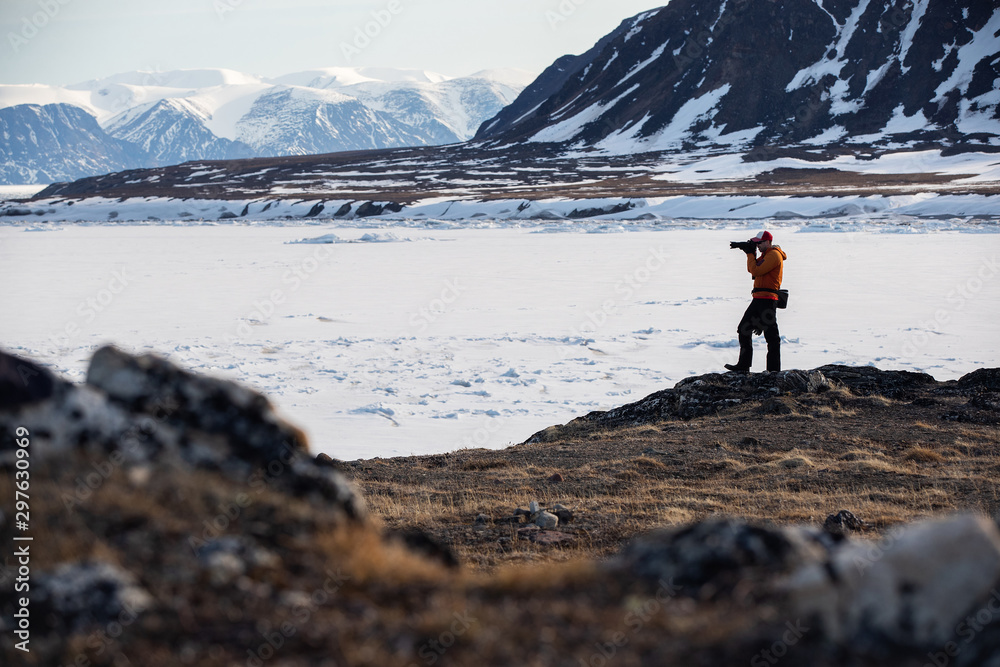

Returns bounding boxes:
[752,327,763,335]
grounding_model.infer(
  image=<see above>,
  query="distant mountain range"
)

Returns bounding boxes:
[0,68,533,185]
[16,0,1000,216]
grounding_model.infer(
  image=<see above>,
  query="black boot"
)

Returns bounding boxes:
[726,338,753,372]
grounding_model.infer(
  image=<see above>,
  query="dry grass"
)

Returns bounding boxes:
[904,447,946,463]
[7,376,999,667]
[349,384,1000,569]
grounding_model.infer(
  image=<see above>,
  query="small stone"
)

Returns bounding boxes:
[534,511,559,530]
[126,465,152,487]
[548,473,564,482]
[553,507,574,524]
[823,510,865,538]
[474,513,489,525]
[529,501,541,514]
[205,552,245,586]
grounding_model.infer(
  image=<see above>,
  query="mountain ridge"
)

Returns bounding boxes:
[0,67,531,184]
[9,1,1000,213]
[477,0,999,154]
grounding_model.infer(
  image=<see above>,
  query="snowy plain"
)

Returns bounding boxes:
[1,219,998,461]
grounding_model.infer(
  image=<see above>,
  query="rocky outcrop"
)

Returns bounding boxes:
[786,514,1000,653]
[812,364,937,398]
[32,561,155,634]
[610,518,833,599]
[613,513,1000,661]
[0,346,364,516]
[529,365,1000,438]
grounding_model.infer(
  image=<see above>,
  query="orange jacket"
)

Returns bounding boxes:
[748,246,786,299]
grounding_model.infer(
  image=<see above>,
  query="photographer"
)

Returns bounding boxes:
[725,231,787,373]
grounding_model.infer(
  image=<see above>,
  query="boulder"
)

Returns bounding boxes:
[0,350,56,407]
[814,365,936,399]
[0,347,365,518]
[32,561,154,633]
[957,368,1000,392]
[787,514,1000,648]
[823,510,865,538]
[553,504,574,524]
[610,518,831,599]
[86,345,308,467]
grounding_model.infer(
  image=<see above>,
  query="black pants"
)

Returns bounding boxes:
[736,299,780,371]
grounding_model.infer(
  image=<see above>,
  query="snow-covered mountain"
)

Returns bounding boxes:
[0,104,147,185]
[235,86,426,157]
[0,68,532,184]
[106,98,255,164]
[476,0,1000,154]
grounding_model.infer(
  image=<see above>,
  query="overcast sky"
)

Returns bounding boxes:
[0,0,667,85]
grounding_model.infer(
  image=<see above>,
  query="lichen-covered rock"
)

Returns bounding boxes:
[957,368,1000,392]
[32,561,154,633]
[823,510,866,538]
[788,514,1000,649]
[814,365,936,399]
[610,518,832,599]
[0,350,56,407]
[86,345,308,467]
[0,347,365,518]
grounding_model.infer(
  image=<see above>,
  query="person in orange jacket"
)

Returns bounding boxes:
[725,230,787,373]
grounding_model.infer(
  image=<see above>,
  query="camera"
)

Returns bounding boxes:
[730,240,757,253]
